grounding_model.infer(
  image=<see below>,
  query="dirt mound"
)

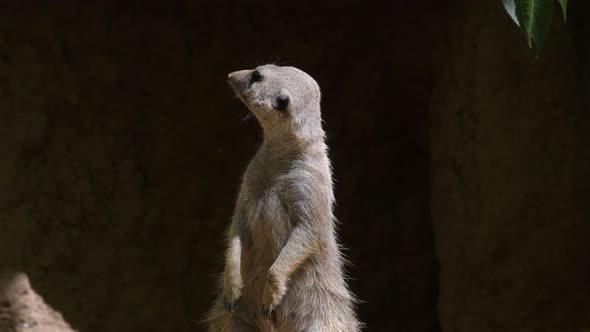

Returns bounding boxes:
[0,272,75,332]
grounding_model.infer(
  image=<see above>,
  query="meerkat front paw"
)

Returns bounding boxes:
[223,271,243,313]
[224,292,239,313]
[261,268,287,320]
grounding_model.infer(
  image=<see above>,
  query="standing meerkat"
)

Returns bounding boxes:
[207,64,361,332]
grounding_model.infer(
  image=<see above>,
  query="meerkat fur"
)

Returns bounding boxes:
[206,64,361,332]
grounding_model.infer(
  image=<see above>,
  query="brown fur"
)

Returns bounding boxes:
[206,65,361,331]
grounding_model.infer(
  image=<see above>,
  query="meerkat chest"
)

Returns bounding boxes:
[242,177,292,246]
[245,181,289,225]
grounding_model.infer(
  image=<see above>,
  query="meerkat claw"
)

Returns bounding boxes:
[224,296,236,313]
[262,304,274,321]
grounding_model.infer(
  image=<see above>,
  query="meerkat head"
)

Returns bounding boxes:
[227,64,323,143]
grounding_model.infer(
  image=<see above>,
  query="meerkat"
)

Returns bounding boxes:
[206,64,361,332]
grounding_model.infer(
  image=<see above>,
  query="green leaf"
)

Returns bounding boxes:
[502,0,521,27]
[558,0,568,21]
[515,0,554,51]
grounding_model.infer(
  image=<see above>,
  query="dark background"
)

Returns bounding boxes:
[0,1,589,331]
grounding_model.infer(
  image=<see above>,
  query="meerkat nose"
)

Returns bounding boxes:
[227,73,236,86]
[227,72,240,90]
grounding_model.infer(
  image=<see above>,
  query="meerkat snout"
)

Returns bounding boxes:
[227,70,249,93]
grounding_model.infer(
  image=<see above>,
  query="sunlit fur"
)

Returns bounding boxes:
[207,65,361,331]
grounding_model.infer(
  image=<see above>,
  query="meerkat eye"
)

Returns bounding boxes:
[250,70,263,85]
[275,95,289,113]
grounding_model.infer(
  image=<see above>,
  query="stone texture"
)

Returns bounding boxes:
[431,2,590,332]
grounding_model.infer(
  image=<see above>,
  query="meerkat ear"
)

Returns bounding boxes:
[274,90,291,113]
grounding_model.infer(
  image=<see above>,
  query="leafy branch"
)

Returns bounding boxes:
[502,0,568,52]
